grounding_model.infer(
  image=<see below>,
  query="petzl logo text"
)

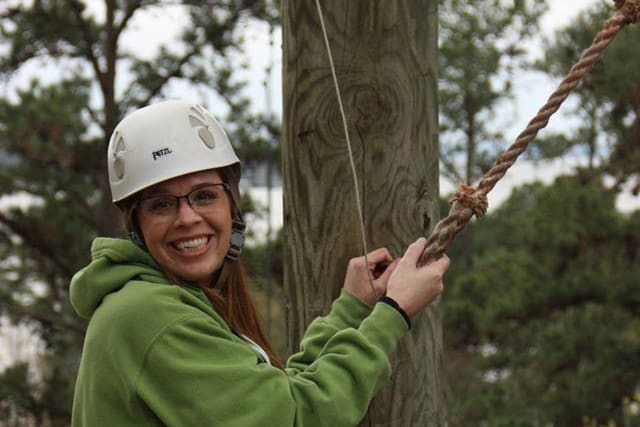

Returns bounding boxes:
[152,148,173,160]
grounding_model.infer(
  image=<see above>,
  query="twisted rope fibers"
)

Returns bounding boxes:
[418,0,640,266]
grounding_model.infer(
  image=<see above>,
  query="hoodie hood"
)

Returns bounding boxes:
[70,238,168,318]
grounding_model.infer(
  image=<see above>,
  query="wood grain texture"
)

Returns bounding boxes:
[282,1,443,425]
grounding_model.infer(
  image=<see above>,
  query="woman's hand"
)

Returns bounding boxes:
[386,238,450,318]
[343,248,399,306]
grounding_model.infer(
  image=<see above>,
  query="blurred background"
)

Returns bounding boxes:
[0,0,638,425]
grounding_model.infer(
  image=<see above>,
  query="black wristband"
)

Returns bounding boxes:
[377,296,411,330]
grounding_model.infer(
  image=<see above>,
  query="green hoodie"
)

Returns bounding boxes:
[70,238,409,427]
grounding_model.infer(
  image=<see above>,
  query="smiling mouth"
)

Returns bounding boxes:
[172,236,210,252]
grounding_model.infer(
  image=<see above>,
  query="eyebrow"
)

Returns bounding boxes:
[141,182,222,198]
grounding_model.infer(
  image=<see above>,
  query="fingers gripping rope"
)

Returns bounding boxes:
[418,0,639,267]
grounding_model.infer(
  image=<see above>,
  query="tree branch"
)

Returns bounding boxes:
[0,300,86,334]
[114,0,151,40]
[68,0,106,104]
[135,48,201,108]
[0,211,75,279]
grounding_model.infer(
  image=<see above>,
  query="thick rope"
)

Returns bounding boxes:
[419,0,640,266]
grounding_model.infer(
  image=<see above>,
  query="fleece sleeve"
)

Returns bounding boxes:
[286,289,372,374]
[134,302,408,427]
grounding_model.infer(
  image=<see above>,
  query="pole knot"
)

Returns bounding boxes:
[450,184,489,218]
[615,0,640,23]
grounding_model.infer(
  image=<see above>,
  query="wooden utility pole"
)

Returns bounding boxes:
[282,1,443,425]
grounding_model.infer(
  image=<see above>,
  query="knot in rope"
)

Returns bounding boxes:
[616,0,640,23]
[450,184,488,218]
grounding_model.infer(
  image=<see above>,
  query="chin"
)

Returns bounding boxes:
[174,261,224,286]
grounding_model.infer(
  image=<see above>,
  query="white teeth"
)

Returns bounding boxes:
[174,237,208,251]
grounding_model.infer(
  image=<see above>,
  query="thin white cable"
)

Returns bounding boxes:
[315,0,377,299]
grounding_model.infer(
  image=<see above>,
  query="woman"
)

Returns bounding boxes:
[70,100,449,426]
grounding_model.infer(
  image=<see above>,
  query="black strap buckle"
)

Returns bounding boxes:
[227,217,246,260]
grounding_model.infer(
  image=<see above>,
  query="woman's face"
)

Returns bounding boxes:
[137,169,232,287]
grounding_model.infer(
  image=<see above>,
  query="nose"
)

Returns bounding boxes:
[174,197,202,226]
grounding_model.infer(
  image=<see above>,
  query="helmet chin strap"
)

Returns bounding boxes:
[128,231,146,248]
[213,216,246,289]
[226,217,246,261]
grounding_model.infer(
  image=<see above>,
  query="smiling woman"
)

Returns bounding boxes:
[69,99,450,427]
[135,172,233,289]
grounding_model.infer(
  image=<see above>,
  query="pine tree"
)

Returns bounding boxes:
[443,177,640,424]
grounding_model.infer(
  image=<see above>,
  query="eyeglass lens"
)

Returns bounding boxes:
[139,184,228,217]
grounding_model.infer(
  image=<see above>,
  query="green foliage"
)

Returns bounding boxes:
[442,3,640,422]
[0,363,35,425]
[243,228,287,356]
[443,177,640,425]
[243,227,284,288]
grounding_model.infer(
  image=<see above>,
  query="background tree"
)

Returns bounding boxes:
[442,2,640,424]
[0,1,277,424]
[439,0,547,186]
[442,177,640,425]
[534,2,640,193]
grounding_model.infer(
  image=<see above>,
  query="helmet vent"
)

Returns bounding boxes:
[111,131,126,180]
[189,106,216,149]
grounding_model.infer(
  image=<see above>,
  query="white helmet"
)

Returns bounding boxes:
[107,100,240,202]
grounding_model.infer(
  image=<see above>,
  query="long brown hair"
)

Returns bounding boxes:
[120,166,284,368]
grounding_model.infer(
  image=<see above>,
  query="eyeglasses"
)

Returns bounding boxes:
[136,183,230,218]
